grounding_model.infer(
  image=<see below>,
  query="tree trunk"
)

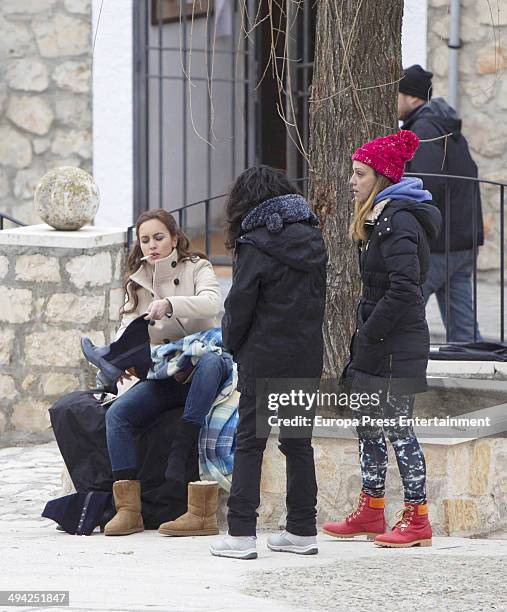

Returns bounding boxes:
[308,0,404,378]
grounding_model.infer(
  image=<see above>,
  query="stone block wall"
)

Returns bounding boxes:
[427,0,507,272]
[0,226,126,446]
[0,0,92,225]
[257,435,507,537]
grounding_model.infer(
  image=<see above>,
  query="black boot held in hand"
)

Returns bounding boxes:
[164,419,201,485]
[81,315,152,387]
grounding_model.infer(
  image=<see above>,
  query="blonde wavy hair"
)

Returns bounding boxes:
[349,173,392,242]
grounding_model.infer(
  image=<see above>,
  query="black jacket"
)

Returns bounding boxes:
[347,199,442,392]
[222,222,327,395]
[402,98,483,252]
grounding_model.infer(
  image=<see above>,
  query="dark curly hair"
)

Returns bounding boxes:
[121,209,206,315]
[224,165,300,251]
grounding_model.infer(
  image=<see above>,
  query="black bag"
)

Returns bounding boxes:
[50,390,113,492]
[42,491,112,536]
[430,342,507,361]
[49,390,199,529]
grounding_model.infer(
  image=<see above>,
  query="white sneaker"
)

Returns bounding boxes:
[209,534,257,559]
[267,530,318,555]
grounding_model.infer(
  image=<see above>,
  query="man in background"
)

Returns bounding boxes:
[398,64,484,342]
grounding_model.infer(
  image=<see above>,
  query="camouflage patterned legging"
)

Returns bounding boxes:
[356,393,427,504]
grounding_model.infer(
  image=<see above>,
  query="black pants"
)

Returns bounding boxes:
[227,393,318,537]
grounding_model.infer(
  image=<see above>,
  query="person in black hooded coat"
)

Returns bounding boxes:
[347,183,442,389]
[323,131,441,549]
[222,204,327,396]
[210,166,327,560]
[398,64,483,341]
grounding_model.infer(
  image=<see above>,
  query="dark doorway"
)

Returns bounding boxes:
[255,0,316,182]
[133,0,316,217]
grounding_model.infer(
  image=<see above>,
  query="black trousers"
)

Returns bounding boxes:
[227,393,318,537]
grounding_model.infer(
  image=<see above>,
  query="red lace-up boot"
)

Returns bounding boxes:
[322,492,388,540]
[374,502,432,548]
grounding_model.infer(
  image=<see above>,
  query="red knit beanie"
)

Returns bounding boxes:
[352,130,420,184]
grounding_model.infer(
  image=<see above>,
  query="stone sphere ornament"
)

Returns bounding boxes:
[34,166,100,230]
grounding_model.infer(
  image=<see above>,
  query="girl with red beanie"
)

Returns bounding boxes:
[323,130,441,547]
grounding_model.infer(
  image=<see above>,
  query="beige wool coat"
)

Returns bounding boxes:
[115,248,221,345]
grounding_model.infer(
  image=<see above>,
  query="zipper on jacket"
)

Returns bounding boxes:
[387,353,393,401]
[76,491,93,535]
[361,228,374,270]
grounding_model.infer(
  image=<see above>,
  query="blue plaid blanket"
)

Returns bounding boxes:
[148,328,238,491]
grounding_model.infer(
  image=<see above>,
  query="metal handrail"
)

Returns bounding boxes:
[0,213,27,230]
[2,171,500,345]
[127,178,311,256]
[406,172,507,188]
[406,171,504,345]
[137,172,503,344]
[127,193,230,265]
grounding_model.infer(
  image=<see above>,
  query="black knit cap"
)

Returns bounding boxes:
[399,64,433,101]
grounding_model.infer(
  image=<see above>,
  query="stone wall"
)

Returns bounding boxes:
[0,226,126,446]
[248,365,507,537]
[427,0,507,272]
[0,0,92,225]
[253,435,507,538]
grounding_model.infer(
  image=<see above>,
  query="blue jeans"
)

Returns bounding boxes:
[423,250,482,342]
[105,352,229,472]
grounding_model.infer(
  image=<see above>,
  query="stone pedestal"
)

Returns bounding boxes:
[255,370,507,538]
[257,435,507,538]
[0,224,127,445]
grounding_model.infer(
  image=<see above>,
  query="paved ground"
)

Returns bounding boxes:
[1,443,507,611]
[425,278,505,343]
[0,274,504,610]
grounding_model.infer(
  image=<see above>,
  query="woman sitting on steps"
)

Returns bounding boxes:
[100,208,225,536]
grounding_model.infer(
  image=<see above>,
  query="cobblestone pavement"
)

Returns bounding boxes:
[0,276,504,610]
[0,442,506,611]
[0,442,63,525]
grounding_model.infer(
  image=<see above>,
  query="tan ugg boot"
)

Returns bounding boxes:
[104,480,144,536]
[158,481,219,536]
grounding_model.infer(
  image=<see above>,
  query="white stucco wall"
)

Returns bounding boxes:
[92,0,133,227]
[402,0,428,68]
[89,0,428,227]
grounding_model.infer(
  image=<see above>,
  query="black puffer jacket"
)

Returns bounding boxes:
[222,221,327,396]
[346,199,441,393]
[403,98,483,252]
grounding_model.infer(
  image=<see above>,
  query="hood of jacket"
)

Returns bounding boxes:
[383,198,442,242]
[238,221,327,273]
[374,176,432,205]
[237,193,326,272]
[403,97,462,141]
[241,193,319,234]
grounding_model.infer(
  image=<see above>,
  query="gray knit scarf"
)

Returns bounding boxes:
[241,194,319,234]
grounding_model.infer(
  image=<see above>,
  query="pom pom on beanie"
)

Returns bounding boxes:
[352,130,420,183]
